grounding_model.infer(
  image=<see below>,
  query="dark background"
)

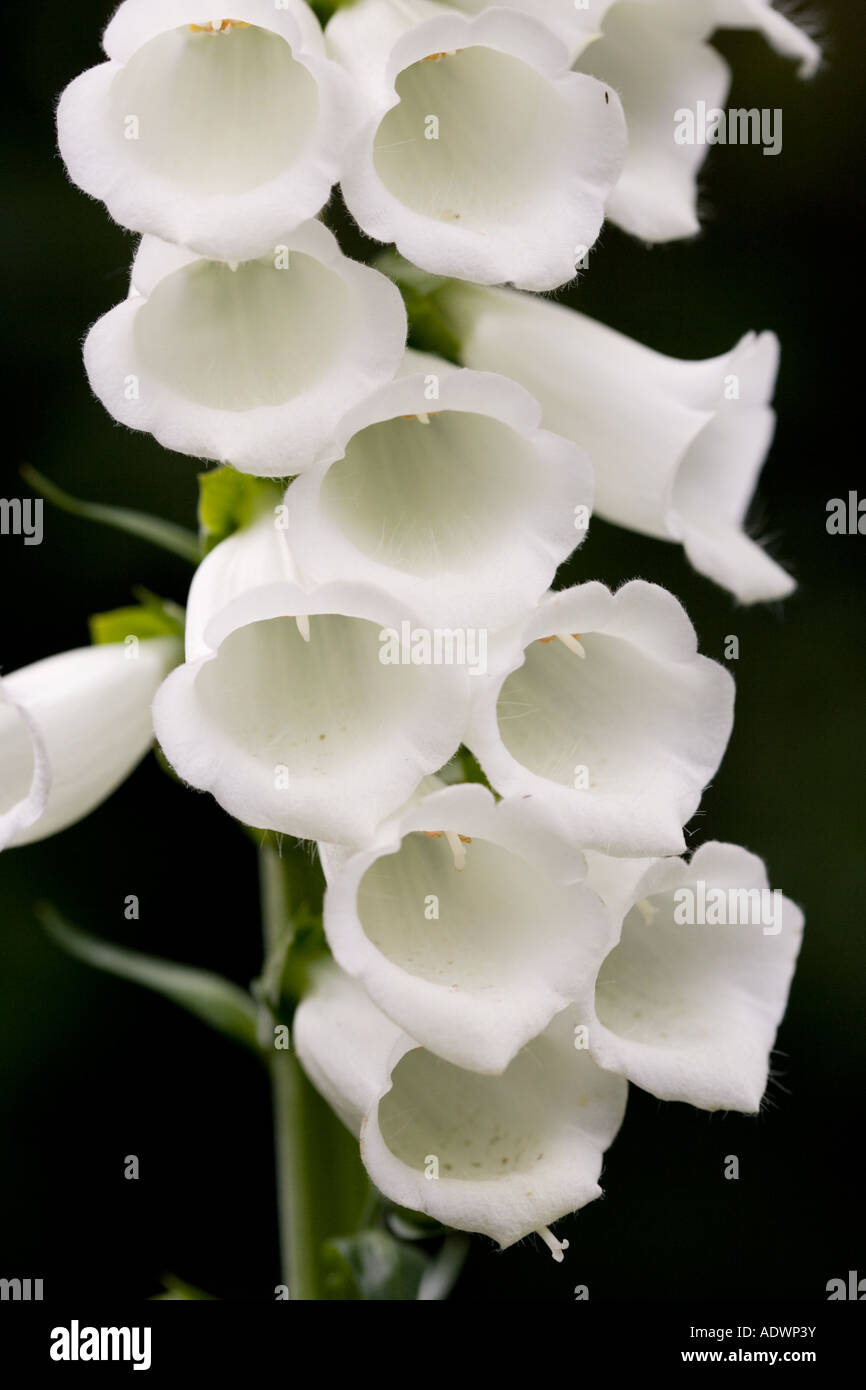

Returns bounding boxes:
[1,1,863,1302]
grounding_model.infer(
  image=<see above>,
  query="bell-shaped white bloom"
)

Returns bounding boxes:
[83,223,407,477]
[56,0,357,263]
[153,515,472,847]
[287,351,592,632]
[571,0,820,241]
[318,781,611,1073]
[326,0,626,291]
[580,842,804,1112]
[1,638,179,850]
[443,283,792,602]
[294,962,628,1255]
[467,580,734,857]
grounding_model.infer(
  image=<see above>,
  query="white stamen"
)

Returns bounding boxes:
[557,633,586,659]
[538,1227,569,1262]
[636,897,659,924]
[295,614,311,643]
[444,830,467,871]
[227,260,239,273]
[416,412,430,425]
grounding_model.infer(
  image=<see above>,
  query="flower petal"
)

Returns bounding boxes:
[577,4,731,241]
[1,638,179,849]
[154,525,472,846]
[287,358,592,632]
[711,0,821,77]
[83,222,407,477]
[444,284,793,601]
[582,842,804,1112]
[467,581,735,856]
[294,963,629,1250]
[329,1,626,290]
[57,0,352,261]
[319,783,611,1073]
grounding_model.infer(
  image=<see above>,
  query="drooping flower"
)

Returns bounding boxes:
[579,842,804,1112]
[56,0,355,263]
[467,580,734,857]
[83,222,407,477]
[153,515,472,847]
[293,961,628,1257]
[286,350,592,632]
[1,638,179,850]
[325,0,626,290]
[441,282,793,602]
[570,0,821,241]
[318,780,611,1073]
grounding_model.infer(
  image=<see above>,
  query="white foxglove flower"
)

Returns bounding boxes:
[56,0,355,263]
[287,351,592,632]
[326,0,626,290]
[443,283,793,602]
[570,0,820,241]
[318,781,611,1073]
[294,962,628,1256]
[1,638,179,850]
[153,515,472,847]
[467,580,734,857]
[83,223,407,477]
[580,842,804,1112]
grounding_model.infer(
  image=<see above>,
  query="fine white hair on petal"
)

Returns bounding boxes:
[82,222,408,478]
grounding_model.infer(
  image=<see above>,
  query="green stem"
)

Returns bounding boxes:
[259,843,315,1299]
[258,841,370,1300]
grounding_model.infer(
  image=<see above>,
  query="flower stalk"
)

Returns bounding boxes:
[259,840,370,1299]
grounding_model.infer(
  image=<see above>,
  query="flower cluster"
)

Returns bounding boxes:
[3,0,816,1263]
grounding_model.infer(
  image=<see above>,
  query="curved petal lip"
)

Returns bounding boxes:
[101,0,325,63]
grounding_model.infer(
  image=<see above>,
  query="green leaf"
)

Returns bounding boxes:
[21,465,200,564]
[39,905,260,1053]
[151,1274,216,1301]
[89,589,185,646]
[309,0,357,23]
[386,1206,449,1242]
[373,251,462,363]
[198,466,283,554]
[437,746,491,789]
[322,1229,430,1301]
